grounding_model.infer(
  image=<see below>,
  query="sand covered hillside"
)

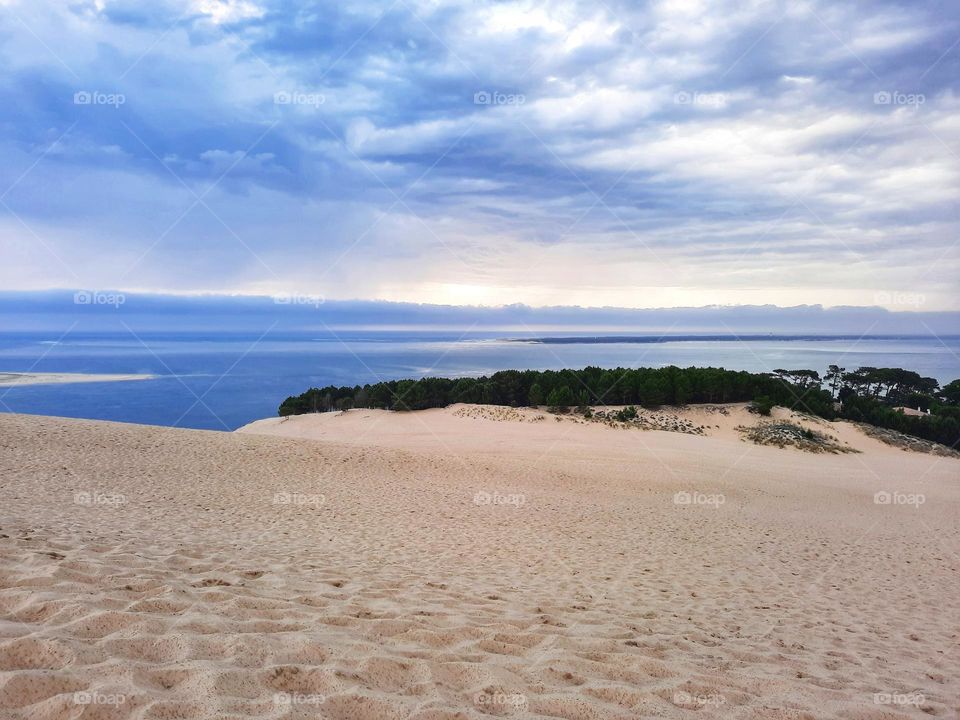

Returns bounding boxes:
[239,402,933,458]
[1,408,958,719]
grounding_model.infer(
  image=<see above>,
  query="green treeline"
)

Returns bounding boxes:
[279,365,960,449]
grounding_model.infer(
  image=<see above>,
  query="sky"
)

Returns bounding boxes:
[1,0,958,311]
[5,290,960,334]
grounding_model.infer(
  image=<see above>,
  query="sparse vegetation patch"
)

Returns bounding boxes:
[737,422,858,454]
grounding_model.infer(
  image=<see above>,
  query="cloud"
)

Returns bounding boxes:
[4,289,959,338]
[0,0,956,309]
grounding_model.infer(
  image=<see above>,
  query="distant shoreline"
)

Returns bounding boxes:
[508,334,959,344]
[0,372,155,387]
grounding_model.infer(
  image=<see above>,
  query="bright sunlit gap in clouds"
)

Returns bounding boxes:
[367,283,947,312]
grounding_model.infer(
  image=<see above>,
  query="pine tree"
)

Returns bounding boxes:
[528,383,544,407]
[547,385,575,411]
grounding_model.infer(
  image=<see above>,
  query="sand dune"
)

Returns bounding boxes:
[1,407,958,719]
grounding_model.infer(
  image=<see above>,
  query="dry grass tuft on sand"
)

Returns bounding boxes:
[857,423,960,458]
[736,421,859,453]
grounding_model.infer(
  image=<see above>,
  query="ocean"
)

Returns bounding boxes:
[1,331,958,430]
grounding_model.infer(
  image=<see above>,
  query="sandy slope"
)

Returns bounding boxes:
[1,407,958,719]
[238,403,883,458]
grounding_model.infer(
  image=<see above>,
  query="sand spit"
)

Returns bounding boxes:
[1,407,959,719]
[0,372,154,387]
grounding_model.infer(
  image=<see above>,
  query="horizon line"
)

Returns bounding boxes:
[2,289,958,314]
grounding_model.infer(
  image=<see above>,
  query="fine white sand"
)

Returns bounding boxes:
[0,372,154,386]
[1,405,957,719]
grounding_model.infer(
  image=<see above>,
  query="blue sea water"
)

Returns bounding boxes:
[1,331,958,430]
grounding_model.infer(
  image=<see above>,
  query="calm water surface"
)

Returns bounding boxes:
[1,332,957,430]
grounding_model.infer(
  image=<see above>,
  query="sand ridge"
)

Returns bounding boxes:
[1,409,958,718]
[240,403,884,460]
